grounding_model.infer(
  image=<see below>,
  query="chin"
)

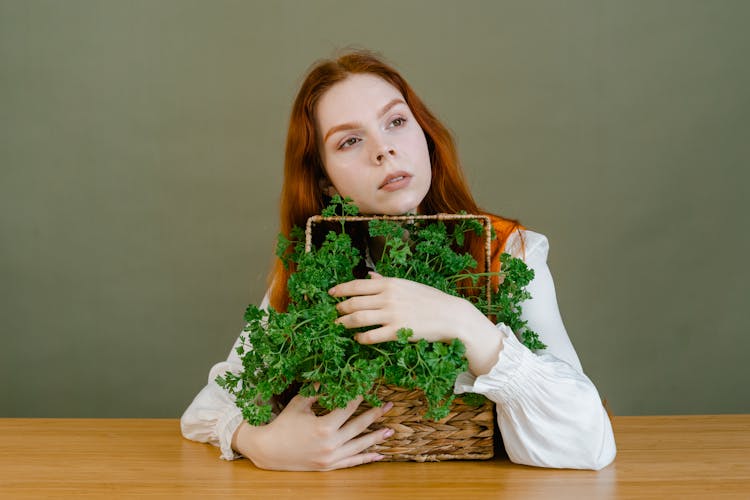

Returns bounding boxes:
[359,203,414,216]
[359,188,427,216]
[379,198,421,216]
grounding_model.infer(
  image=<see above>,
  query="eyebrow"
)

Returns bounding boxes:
[322,98,407,144]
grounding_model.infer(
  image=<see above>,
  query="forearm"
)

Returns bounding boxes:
[456,326,616,470]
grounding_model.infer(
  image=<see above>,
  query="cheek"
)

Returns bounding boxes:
[324,161,361,197]
[410,131,431,171]
[322,156,346,184]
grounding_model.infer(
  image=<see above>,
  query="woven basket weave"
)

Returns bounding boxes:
[313,385,495,462]
[306,213,496,462]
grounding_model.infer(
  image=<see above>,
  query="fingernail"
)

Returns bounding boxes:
[373,454,385,461]
[383,428,394,438]
[383,402,394,412]
[328,287,336,295]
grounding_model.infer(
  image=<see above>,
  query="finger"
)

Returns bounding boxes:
[339,401,394,442]
[332,425,395,465]
[368,271,384,279]
[325,452,385,470]
[286,393,319,413]
[320,395,364,428]
[354,326,398,344]
[336,295,385,315]
[335,309,388,330]
[329,278,387,298]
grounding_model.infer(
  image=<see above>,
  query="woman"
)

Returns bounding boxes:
[181,50,616,471]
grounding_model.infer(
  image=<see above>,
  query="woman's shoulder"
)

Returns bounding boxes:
[504,229,549,262]
[488,215,549,262]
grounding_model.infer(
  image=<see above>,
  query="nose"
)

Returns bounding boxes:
[372,139,396,165]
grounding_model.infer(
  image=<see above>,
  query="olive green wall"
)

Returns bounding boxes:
[1,0,748,417]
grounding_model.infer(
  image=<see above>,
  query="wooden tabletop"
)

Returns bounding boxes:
[0,415,748,498]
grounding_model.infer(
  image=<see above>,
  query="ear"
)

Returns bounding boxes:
[318,177,339,197]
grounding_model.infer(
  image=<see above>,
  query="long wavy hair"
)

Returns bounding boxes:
[269,50,522,311]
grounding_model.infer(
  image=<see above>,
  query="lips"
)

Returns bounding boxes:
[379,171,412,189]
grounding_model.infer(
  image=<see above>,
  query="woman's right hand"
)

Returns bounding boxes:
[231,394,394,471]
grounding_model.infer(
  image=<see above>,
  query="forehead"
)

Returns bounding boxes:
[315,73,405,128]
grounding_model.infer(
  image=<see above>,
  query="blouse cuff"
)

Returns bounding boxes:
[217,406,244,461]
[454,323,534,404]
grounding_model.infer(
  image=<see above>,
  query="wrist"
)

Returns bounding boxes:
[231,420,264,462]
[454,300,504,376]
[451,298,490,344]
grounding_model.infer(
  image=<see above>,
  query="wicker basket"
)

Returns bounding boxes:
[313,385,495,461]
[306,213,496,462]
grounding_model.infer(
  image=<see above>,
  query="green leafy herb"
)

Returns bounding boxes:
[217,199,545,425]
[321,194,361,217]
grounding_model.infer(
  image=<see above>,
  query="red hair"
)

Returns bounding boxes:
[269,50,522,311]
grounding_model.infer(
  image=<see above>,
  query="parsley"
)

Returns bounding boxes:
[217,197,545,425]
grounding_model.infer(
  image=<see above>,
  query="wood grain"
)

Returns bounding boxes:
[0,415,748,498]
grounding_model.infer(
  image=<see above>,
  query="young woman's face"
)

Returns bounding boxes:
[315,73,432,215]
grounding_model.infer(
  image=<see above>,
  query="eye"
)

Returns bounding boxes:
[338,137,360,150]
[390,117,406,128]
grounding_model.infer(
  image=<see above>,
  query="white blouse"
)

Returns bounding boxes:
[180,230,617,470]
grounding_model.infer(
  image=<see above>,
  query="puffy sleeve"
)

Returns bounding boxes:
[180,294,271,460]
[454,230,616,469]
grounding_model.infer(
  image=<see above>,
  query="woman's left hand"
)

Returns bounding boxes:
[329,272,479,345]
[331,272,506,376]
